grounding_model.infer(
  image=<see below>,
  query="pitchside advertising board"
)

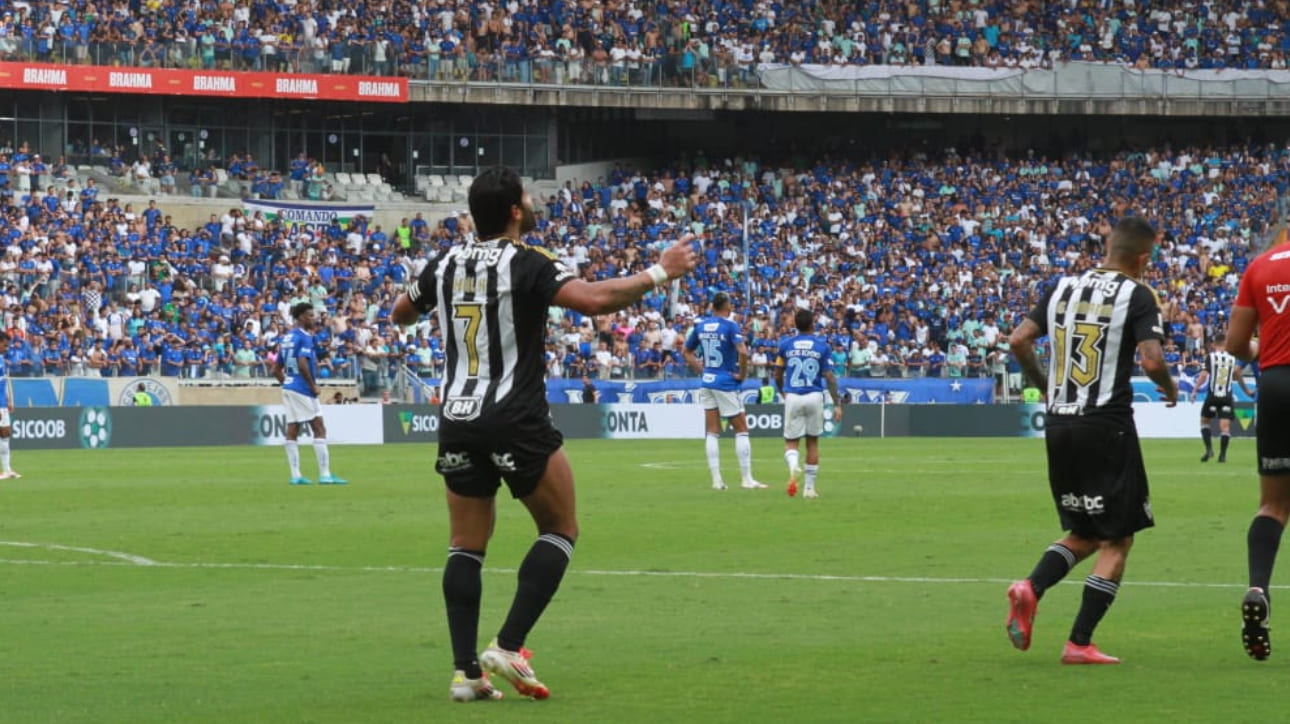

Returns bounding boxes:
[4,402,1249,449]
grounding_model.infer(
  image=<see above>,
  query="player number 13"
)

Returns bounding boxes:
[1053,322,1105,388]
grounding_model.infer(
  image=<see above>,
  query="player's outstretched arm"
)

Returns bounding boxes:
[391,294,425,326]
[553,236,697,316]
[1008,318,1047,393]
[1138,339,1178,407]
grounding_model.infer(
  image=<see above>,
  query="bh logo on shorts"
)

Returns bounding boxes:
[1060,493,1105,515]
[79,407,112,449]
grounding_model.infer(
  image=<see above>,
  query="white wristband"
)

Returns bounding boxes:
[646,264,668,287]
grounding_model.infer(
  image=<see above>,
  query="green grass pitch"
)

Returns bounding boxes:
[0,437,1273,723]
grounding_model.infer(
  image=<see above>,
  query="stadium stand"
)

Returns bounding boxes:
[0,0,1288,85]
[0,137,1283,399]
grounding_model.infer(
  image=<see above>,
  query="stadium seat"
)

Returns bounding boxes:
[428,175,445,187]
[366,173,383,186]
[335,172,352,186]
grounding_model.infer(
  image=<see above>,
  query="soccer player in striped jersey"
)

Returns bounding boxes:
[0,331,17,479]
[1004,217,1178,665]
[391,166,697,702]
[1197,334,1253,463]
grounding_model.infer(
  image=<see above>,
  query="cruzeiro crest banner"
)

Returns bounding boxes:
[243,200,375,231]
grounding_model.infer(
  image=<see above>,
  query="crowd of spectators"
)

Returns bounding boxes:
[72,137,343,202]
[1,0,1289,85]
[0,136,1282,400]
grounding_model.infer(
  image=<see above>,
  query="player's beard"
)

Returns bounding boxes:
[519,204,537,234]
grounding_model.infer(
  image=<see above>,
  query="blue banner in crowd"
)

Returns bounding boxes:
[543,378,995,404]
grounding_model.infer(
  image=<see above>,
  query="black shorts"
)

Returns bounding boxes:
[1045,416,1154,539]
[1257,366,1290,476]
[1201,395,1236,421]
[436,414,564,499]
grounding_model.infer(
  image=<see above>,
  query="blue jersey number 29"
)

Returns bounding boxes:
[787,356,819,389]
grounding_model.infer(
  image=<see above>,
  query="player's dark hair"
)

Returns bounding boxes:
[794,308,813,333]
[290,302,313,320]
[469,166,524,239]
[1109,216,1157,260]
[712,292,731,311]
[1213,332,1227,345]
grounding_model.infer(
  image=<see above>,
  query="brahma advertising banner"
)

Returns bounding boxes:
[0,62,408,102]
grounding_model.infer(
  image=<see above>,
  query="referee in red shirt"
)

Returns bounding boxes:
[1228,240,1290,661]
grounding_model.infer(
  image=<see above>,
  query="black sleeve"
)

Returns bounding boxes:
[516,247,577,306]
[1128,284,1164,345]
[1025,282,1056,336]
[406,255,439,313]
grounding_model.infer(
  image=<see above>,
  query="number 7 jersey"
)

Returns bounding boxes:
[406,238,576,423]
[1027,268,1164,417]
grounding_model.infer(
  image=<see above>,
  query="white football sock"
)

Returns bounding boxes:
[735,433,753,481]
[705,434,722,483]
[804,464,819,492]
[1,436,11,473]
[313,439,331,478]
[285,440,301,478]
[785,449,800,474]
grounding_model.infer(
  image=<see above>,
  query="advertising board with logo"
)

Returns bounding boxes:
[112,378,178,406]
[250,404,383,446]
[384,406,442,443]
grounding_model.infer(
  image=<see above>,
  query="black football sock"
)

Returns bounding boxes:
[1201,427,1213,453]
[1070,575,1119,646]
[497,533,574,652]
[1220,434,1231,458]
[1027,544,1076,599]
[443,547,486,678]
[1248,515,1285,596]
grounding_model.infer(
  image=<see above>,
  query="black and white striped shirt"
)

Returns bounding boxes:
[1027,269,1164,417]
[1205,350,1238,399]
[407,237,576,423]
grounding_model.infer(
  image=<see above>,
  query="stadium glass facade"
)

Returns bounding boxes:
[0,93,557,188]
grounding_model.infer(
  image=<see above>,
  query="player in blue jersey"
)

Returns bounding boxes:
[273,302,346,486]
[775,309,842,499]
[0,331,17,479]
[684,292,764,490]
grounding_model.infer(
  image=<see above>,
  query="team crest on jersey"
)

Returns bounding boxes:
[443,396,483,421]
